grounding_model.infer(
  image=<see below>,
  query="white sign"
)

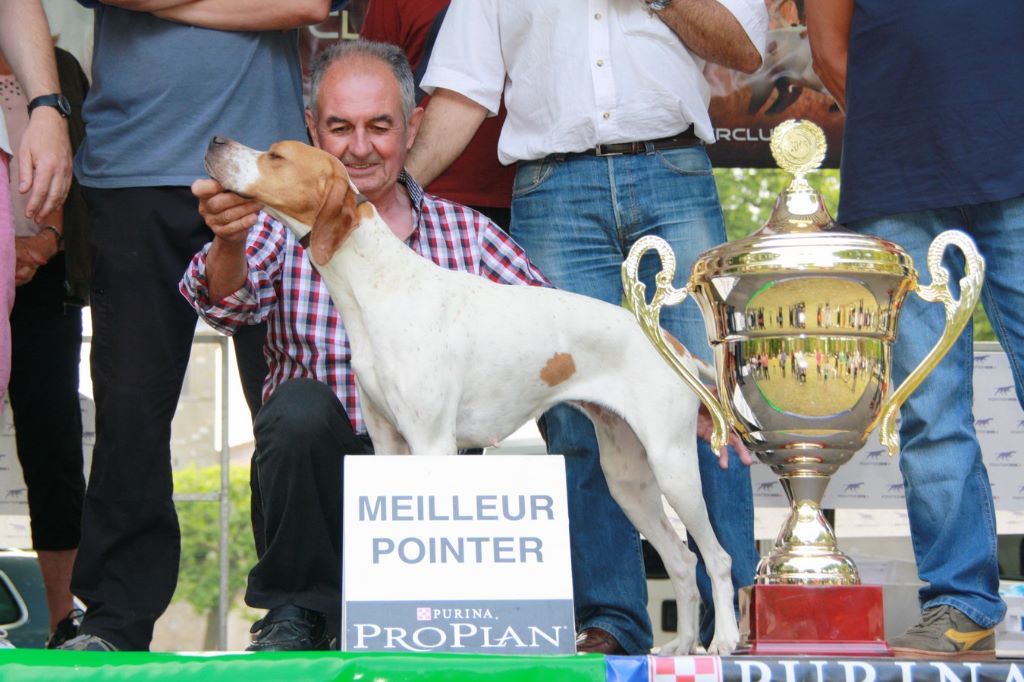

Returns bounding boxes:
[342,455,575,654]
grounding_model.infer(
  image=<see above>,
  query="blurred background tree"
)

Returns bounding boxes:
[173,465,257,650]
[713,168,995,341]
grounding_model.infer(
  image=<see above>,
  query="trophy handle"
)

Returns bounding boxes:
[879,230,986,456]
[622,236,730,452]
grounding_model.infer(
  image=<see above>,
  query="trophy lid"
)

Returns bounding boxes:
[691,120,914,280]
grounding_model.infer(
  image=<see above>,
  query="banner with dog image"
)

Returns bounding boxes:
[342,455,575,654]
[706,0,844,168]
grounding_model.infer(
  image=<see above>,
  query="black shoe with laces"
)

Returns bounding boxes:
[246,605,330,652]
[46,608,84,649]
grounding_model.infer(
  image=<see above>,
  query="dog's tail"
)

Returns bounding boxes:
[660,329,717,387]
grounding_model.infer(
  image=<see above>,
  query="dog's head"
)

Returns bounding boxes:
[204,136,367,266]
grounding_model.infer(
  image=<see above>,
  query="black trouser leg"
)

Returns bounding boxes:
[245,379,372,629]
[8,254,85,551]
[73,186,212,651]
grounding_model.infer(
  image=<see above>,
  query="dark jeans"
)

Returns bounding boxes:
[73,186,212,651]
[8,253,84,551]
[246,379,373,633]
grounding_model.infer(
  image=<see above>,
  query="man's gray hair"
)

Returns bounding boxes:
[308,40,417,124]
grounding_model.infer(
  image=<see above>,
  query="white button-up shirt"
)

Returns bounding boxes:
[421,0,767,164]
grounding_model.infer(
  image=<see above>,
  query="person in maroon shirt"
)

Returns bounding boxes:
[361,0,514,230]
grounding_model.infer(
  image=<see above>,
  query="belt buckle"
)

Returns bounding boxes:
[594,143,625,157]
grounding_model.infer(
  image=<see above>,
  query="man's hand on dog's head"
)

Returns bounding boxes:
[697,403,754,469]
[192,178,263,244]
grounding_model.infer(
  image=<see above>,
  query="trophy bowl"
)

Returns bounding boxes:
[622,120,984,587]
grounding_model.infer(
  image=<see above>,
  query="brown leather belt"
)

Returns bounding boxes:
[591,128,700,156]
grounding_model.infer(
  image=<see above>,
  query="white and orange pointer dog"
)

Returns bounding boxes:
[204,136,739,655]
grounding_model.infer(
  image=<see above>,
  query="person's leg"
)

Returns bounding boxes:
[71,186,213,651]
[849,207,1004,652]
[621,146,757,647]
[511,154,651,654]
[230,319,270,557]
[246,378,373,645]
[8,254,84,635]
[232,321,269,422]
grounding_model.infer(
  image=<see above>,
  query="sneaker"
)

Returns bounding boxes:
[57,633,119,652]
[246,605,329,652]
[890,605,995,659]
[0,627,14,649]
[46,608,84,649]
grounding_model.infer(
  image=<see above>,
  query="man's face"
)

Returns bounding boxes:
[306,57,422,202]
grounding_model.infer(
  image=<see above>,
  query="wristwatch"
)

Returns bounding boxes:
[27,93,71,119]
[646,0,675,11]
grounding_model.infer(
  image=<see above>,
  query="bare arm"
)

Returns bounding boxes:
[102,0,332,31]
[192,179,261,301]
[155,0,331,31]
[653,0,763,73]
[805,0,854,111]
[405,88,489,189]
[0,0,72,221]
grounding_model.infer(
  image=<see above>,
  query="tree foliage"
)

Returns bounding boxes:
[173,465,257,613]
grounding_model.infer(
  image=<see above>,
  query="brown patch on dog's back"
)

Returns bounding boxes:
[540,353,576,386]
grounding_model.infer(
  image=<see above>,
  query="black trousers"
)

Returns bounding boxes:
[245,379,372,633]
[8,253,85,551]
[73,186,214,650]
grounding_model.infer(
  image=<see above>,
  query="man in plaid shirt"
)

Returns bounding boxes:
[179,40,548,651]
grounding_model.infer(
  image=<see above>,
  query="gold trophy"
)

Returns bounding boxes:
[622,120,984,655]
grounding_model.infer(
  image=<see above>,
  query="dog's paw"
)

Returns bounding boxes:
[655,635,699,657]
[705,629,740,655]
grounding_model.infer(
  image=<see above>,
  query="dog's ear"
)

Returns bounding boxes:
[309,175,358,267]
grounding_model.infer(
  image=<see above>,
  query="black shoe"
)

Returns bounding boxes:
[57,633,119,651]
[46,608,84,649]
[247,605,329,652]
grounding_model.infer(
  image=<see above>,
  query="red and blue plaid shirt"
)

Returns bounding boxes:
[180,173,549,433]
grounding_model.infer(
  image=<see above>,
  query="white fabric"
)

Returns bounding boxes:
[0,108,9,157]
[421,0,767,164]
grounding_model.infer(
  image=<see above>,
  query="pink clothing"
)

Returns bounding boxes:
[0,149,14,400]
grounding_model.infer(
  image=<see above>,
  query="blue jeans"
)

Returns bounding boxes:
[511,146,757,653]
[848,195,1024,628]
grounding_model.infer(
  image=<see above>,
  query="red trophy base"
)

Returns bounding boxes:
[738,584,892,656]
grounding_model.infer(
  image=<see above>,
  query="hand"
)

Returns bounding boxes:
[14,232,58,286]
[696,401,754,469]
[192,178,262,244]
[18,108,72,222]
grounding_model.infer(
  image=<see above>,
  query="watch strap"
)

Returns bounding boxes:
[27,94,71,119]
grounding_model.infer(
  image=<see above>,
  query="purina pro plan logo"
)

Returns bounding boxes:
[342,455,575,653]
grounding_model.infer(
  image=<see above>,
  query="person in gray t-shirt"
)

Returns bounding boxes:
[62,1,337,653]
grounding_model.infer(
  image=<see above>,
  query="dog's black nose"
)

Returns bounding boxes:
[210,135,228,146]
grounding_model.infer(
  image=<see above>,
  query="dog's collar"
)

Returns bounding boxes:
[299,193,371,249]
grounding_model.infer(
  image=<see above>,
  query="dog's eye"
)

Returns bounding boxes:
[267,151,284,161]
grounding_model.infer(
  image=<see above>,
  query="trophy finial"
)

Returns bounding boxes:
[762,119,833,231]
[770,119,827,179]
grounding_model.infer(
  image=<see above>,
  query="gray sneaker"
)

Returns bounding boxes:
[57,633,119,652]
[890,605,995,659]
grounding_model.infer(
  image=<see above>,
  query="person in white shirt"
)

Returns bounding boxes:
[407,0,767,655]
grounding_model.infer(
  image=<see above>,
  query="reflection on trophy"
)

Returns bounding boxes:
[622,120,985,654]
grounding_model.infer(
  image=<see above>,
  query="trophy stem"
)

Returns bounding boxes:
[755,472,861,586]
